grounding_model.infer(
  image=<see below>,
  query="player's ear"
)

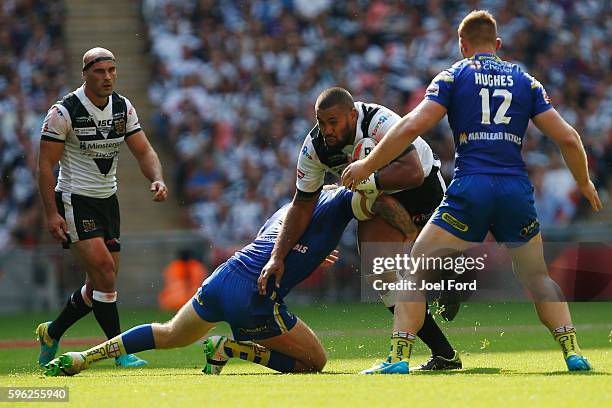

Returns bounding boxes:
[495,37,502,51]
[459,37,468,57]
[349,107,357,122]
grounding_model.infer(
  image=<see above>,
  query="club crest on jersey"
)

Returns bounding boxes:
[114,118,126,134]
[113,112,126,134]
[82,219,98,232]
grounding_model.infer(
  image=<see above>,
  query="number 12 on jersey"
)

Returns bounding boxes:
[479,88,512,125]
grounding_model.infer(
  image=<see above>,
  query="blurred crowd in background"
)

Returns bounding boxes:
[0,0,67,250]
[1,0,611,255]
[141,0,611,247]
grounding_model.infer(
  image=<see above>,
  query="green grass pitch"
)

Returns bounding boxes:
[0,302,610,407]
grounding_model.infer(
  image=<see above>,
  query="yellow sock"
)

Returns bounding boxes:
[553,327,581,359]
[224,339,271,366]
[387,332,415,363]
[82,335,127,366]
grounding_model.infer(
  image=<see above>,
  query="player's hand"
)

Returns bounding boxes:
[341,161,373,191]
[46,212,68,243]
[579,180,603,211]
[258,257,285,295]
[150,180,168,202]
[319,249,340,268]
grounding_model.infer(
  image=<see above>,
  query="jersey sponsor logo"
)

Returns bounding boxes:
[301,145,314,160]
[79,140,123,158]
[74,127,97,137]
[297,169,305,179]
[441,212,469,232]
[371,115,388,138]
[425,81,439,97]
[74,115,94,125]
[194,287,205,306]
[520,219,539,237]
[460,131,522,146]
[292,244,308,254]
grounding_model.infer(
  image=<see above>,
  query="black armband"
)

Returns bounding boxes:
[398,144,416,157]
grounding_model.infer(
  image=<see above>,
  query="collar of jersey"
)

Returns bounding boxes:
[471,53,501,61]
[77,84,110,112]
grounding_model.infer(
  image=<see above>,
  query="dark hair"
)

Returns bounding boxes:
[315,87,355,111]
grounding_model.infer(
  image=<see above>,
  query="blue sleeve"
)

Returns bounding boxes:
[338,188,356,220]
[424,68,455,109]
[526,73,553,117]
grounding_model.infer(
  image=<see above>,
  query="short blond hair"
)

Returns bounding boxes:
[458,10,497,47]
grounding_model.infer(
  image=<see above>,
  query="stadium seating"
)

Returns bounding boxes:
[141,0,611,249]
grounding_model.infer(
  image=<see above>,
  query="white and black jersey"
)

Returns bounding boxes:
[41,85,141,198]
[296,102,444,225]
[296,102,441,194]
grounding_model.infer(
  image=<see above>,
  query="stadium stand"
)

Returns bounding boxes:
[1,1,610,256]
[0,0,67,250]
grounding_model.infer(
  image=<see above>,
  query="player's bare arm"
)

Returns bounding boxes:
[125,131,168,202]
[342,100,446,188]
[37,140,67,243]
[371,195,417,238]
[376,148,424,190]
[258,191,319,294]
[532,109,602,211]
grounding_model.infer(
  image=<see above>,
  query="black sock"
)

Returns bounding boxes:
[47,289,92,340]
[387,302,455,359]
[418,306,455,359]
[92,299,121,339]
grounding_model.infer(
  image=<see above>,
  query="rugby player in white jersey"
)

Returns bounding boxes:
[36,47,168,368]
[259,87,461,370]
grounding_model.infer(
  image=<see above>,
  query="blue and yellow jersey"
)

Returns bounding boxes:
[425,53,552,178]
[227,188,356,298]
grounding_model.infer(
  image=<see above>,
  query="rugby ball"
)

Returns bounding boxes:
[352,137,377,162]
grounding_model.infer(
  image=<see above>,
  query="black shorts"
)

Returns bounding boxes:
[55,192,121,252]
[388,167,446,228]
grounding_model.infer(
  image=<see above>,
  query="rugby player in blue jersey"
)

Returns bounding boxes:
[43,187,416,376]
[342,10,602,374]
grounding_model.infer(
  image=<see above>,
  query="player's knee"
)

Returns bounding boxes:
[90,258,116,290]
[312,353,327,372]
[304,349,327,373]
[151,322,180,349]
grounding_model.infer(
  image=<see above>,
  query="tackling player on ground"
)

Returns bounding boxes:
[43,188,414,376]
[36,47,168,369]
[342,10,601,374]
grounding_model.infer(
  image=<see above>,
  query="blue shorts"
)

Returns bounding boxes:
[431,175,540,245]
[191,262,297,341]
